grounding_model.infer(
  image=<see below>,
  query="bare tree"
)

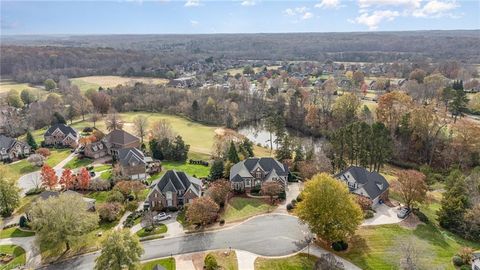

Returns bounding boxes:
[90,110,101,128]
[151,119,176,142]
[133,115,149,144]
[105,110,124,131]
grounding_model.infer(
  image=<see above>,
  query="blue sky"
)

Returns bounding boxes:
[1,0,478,35]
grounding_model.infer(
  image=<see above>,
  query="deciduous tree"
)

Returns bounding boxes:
[392,170,428,209]
[94,229,144,270]
[261,182,283,204]
[0,167,20,217]
[296,173,363,243]
[77,167,91,190]
[29,193,99,251]
[186,197,219,226]
[207,180,231,206]
[41,165,58,190]
[133,115,149,144]
[59,168,75,190]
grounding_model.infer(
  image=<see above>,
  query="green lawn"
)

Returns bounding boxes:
[207,251,238,270]
[141,257,175,270]
[254,253,316,270]
[341,223,480,270]
[222,197,275,222]
[6,149,71,177]
[93,164,111,172]
[86,191,111,204]
[161,161,210,178]
[0,245,26,270]
[0,227,35,239]
[63,157,93,169]
[135,224,167,238]
[100,170,112,180]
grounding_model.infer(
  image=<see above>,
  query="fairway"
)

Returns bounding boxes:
[70,76,169,92]
[0,79,45,97]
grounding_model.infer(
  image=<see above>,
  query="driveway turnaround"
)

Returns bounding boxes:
[41,214,310,270]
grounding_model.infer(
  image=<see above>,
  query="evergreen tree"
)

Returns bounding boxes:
[26,131,38,150]
[226,113,234,128]
[293,144,304,163]
[149,139,163,160]
[449,80,469,123]
[173,135,189,162]
[238,139,254,158]
[51,112,66,125]
[191,100,200,120]
[227,141,240,164]
[275,135,293,161]
[209,160,225,180]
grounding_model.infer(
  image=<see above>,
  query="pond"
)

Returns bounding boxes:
[237,120,326,152]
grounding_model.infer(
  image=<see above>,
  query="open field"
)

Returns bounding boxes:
[70,76,169,92]
[255,253,316,270]
[0,245,26,270]
[219,65,281,76]
[221,197,275,223]
[0,79,46,98]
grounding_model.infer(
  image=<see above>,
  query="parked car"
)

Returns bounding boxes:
[397,207,411,219]
[153,212,171,221]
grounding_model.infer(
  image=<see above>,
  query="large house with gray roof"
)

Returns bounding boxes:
[145,170,202,210]
[44,124,79,148]
[229,157,288,192]
[83,129,140,159]
[0,135,31,162]
[117,147,147,180]
[335,166,389,206]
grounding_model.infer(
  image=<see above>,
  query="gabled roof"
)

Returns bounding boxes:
[155,170,201,196]
[0,135,16,150]
[45,124,77,137]
[105,129,139,145]
[117,147,145,167]
[335,166,389,200]
[229,157,288,180]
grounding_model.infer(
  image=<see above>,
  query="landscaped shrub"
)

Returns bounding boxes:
[364,210,374,219]
[125,201,139,212]
[459,265,470,270]
[452,255,464,267]
[250,186,261,194]
[165,206,178,212]
[25,187,44,196]
[88,179,111,191]
[204,253,218,270]
[413,209,429,223]
[106,190,125,203]
[277,191,286,200]
[332,241,348,251]
[19,216,29,228]
[219,219,225,226]
[291,199,297,207]
[286,203,294,211]
[296,194,303,202]
[35,148,51,157]
[83,127,94,133]
[123,211,143,228]
[98,202,123,222]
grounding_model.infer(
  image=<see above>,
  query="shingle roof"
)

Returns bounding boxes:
[152,265,166,270]
[45,124,77,137]
[117,147,145,166]
[335,166,389,200]
[0,135,15,150]
[105,129,139,145]
[229,157,288,180]
[155,170,201,196]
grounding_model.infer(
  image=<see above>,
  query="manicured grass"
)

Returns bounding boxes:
[340,223,480,270]
[100,170,112,180]
[161,161,210,178]
[135,224,167,238]
[222,197,275,222]
[6,149,71,177]
[0,227,35,239]
[254,253,316,270]
[86,191,111,204]
[176,209,187,227]
[0,245,26,270]
[207,250,238,270]
[15,194,39,214]
[141,257,175,270]
[63,157,93,169]
[93,164,111,172]
[0,79,38,95]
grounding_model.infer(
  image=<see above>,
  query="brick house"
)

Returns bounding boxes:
[83,129,139,159]
[117,148,147,180]
[43,124,78,148]
[0,135,31,162]
[146,170,202,210]
[229,157,288,192]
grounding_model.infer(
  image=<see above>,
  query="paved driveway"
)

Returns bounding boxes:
[41,214,310,270]
[362,203,402,226]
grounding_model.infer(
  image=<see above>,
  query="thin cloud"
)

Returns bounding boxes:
[241,0,256,6]
[412,0,459,17]
[315,0,342,9]
[184,0,200,7]
[352,10,399,30]
[283,6,313,20]
[190,20,199,26]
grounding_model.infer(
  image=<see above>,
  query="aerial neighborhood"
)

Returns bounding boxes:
[1,4,480,269]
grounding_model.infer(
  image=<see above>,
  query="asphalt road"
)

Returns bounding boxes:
[41,214,310,270]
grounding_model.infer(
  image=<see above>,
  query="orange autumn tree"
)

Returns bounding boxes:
[59,168,75,190]
[77,168,91,190]
[41,165,58,190]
